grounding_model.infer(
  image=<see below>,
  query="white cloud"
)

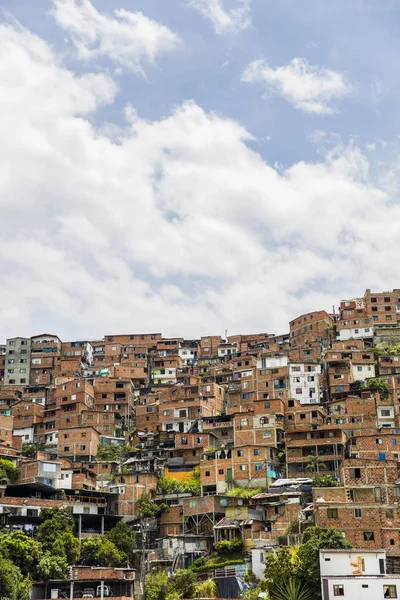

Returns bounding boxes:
[242,57,351,114]
[188,0,251,35]
[1,18,400,343]
[52,0,180,72]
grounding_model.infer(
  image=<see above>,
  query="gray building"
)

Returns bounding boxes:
[4,337,31,386]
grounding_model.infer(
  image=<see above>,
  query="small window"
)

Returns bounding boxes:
[354,508,362,518]
[205,471,210,477]
[333,585,344,596]
[327,508,338,519]
[254,449,260,456]
[363,531,375,541]
[383,585,397,598]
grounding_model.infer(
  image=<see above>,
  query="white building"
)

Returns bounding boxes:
[351,363,375,382]
[289,363,321,404]
[178,346,198,365]
[320,549,400,600]
[377,405,395,428]
[257,355,288,369]
[337,326,374,341]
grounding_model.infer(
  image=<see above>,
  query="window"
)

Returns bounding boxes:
[218,469,224,475]
[354,508,362,518]
[383,585,397,598]
[264,402,270,408]
[349,468,361,478]
[64,434,69,439]
[240,418,249,427]
[363,531,375,541]
[327,508,338,519]
[189,500,196,508]
[163,410,170,416]
[385,297,391,303]
[387,315,393,321]
[296,388,302,395]
[333,585,344,597]
[243,393,250,399]
[64,446,70,452]
[87,415,93,421]
[375,487,383,501]
[381,409,391,417]
[80,445,86,451]
[262,431,272,438]
[205,471,210,477]
[254,449,260,456]
[237,450,244,457]
[239,465,247,471]
[181,437,188,445]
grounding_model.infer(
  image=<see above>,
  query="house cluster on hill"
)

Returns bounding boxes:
[2,288,400,596]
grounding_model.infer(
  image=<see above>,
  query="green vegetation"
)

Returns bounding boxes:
[136,493,168,518]
[312,474,339,487]
[157,467,201,496]
[96,444,138,461]
[305,455,326,474]
[21,443,46,458]
[194,579,218,598]
[80,537,128,568]
[0,459,19,483]
[365,378,389,399]
[105,521,136,565]
[0,557,30,600]
[269,578,314,600]
[226,487,263,499]
[215,537,244,555]
[36,508,80,565]
[264,527,352,600]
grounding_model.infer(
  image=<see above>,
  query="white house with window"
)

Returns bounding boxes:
[377,405,395,428]
[289,363,321,404]
[320,549,400,599]
[351,363,375,382]
[337,327,374,341]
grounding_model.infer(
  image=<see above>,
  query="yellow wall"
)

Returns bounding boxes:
[164,467,194,481]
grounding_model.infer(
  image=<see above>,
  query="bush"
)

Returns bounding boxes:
[312,475,339,488]
[215,537,244,555]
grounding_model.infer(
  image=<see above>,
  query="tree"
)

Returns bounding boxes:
[35,552,68,581]
[0,557,25,600]
[269,578,314,600]
[264,547,298,595]
[80,537,128,567]
[106,521,136,566]
[0,459,19,482]
[0,530,42,575]
[36,508,80,564]
[169,569,197,599]
[136,493,168,518]
[145,570,169,600]
[195,579,218,598]
[365,378,389,399]
[305,455,326,474]
[312,475,339,488]
[21,443,46,458]
[296,527,352,598]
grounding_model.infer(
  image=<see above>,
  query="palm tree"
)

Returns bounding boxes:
[269,578,314,600]
[305,455,326,474]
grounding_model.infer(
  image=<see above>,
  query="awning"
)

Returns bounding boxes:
[214,517,241,529]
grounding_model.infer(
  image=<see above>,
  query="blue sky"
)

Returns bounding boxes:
[1,0,400,341]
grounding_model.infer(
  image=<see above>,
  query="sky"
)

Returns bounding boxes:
[2,0,400,342]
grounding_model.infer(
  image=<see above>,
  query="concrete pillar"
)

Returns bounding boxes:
[70,581,74,600]
[101,516,105,535]
[100,580,104,600]
[78,515,82,540]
